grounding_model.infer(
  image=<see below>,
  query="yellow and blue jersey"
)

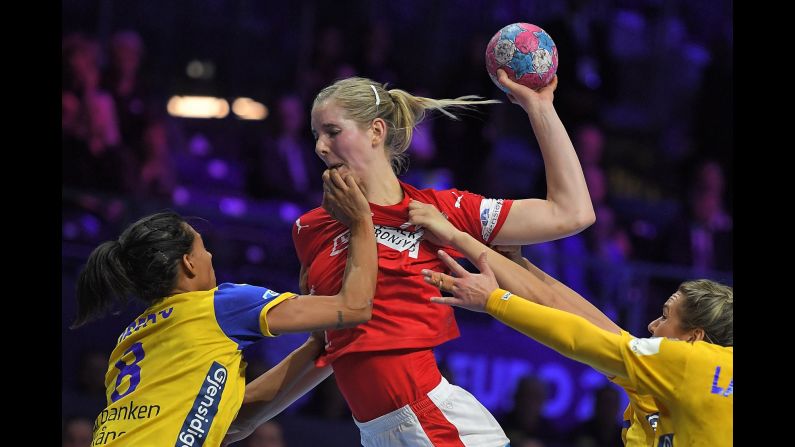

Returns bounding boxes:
[485,289,733,447]
[619,333,733,447]
[611,373,658,447]
[91,283,294,447]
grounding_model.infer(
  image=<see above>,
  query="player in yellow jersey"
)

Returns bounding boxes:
[72,169,377,447]
[408,200,733,447]
[489,245,661,447]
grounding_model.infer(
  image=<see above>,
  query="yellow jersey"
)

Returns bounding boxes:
[486,289,733,447]
[611,373,658,447]
[91,283,293,447]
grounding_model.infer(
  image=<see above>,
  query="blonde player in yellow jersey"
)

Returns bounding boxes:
[407,200,733,446]
[488,245,662,447]
[72,169,377,447]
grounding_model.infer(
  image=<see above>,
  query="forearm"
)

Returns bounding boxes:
[268,218,377,334]
[526,103,595,230]
[338,217,378,312]
[485,288,628,378]
[244,337,323,404]
[227,364,333,443]
[451,232,620,333]
[519,258,622,334]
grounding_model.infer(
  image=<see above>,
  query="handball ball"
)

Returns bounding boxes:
[485,23,558,92]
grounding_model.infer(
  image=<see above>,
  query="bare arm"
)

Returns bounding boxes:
[423,251,627,378]
[409,200,619,333]
[225,356,333,444]
[491,71,595,245]
[266,170,377,334]
[491,245,622,334]
[242,334,324,405]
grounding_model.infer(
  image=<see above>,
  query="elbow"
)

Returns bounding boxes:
[348,303,373,325]
[567,208,596,235]
[342,292,373,326]
[579,208,597,230]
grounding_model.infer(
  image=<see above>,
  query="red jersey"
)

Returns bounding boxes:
[292,181,513,366]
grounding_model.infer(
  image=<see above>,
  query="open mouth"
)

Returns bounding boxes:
[329,163,345,170]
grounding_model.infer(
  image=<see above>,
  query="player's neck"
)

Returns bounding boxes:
[361,169,403,206]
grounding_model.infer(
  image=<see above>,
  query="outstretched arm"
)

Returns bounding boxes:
[491,70,595,245]
[425,250,627,378]
[491,244,621,334]
[409,201,619,333]
[266,170,378,334]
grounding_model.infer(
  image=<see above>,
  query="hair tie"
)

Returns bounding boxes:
[370,85,381,107]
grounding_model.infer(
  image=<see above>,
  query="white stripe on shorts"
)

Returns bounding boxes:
[354,377,510,447]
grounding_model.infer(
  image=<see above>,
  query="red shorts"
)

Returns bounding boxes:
[332,348,442,422]
[332,349,508,447]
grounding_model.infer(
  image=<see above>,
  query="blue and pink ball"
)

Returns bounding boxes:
[486,23,558,92]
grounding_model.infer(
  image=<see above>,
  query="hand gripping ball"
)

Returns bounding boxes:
[485,23,558,92]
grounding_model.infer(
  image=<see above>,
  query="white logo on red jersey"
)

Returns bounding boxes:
[295,218,309,234]
[479,198,504,242]
[451,191,464,208]
[374,225,424,259]
[330,230,352,256]
[329,225,425,258]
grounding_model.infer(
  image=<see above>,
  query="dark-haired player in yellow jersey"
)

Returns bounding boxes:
[73,170,377,447]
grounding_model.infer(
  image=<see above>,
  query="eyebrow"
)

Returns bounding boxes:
[311,122,338,133]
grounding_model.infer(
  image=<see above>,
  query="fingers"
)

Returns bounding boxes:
[321,171,335,198]
[407,200,437,225]
[421,269,456,292]
[436,249,469,277]
[476,250,494,277]
[408,199,432,212]
[323,169,346,193]
[496,68,516,90]
[328,169,348,189]
[429,296,460,306]
[344,174,361,192]
[541,74,559,93]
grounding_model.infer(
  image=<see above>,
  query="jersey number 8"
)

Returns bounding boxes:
[110,342,145,402]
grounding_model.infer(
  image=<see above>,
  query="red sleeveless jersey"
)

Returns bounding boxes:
[292,181,513,366]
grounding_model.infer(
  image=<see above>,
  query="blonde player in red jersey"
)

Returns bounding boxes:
[72,170,377,447]
[233,69,595,447]
[408,200,733,446]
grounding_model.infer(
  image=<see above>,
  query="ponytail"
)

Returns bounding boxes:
[71,211,194,328]
[314,76,500,174]
[72,240,135,328]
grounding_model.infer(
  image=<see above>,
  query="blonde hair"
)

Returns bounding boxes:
[678,279,733,347]
[313,76,500,174]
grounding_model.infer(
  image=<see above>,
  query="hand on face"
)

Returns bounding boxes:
[497,69,557,112]
[407,199,460,246]
[321,168,371,227]
[422,250,498,313]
